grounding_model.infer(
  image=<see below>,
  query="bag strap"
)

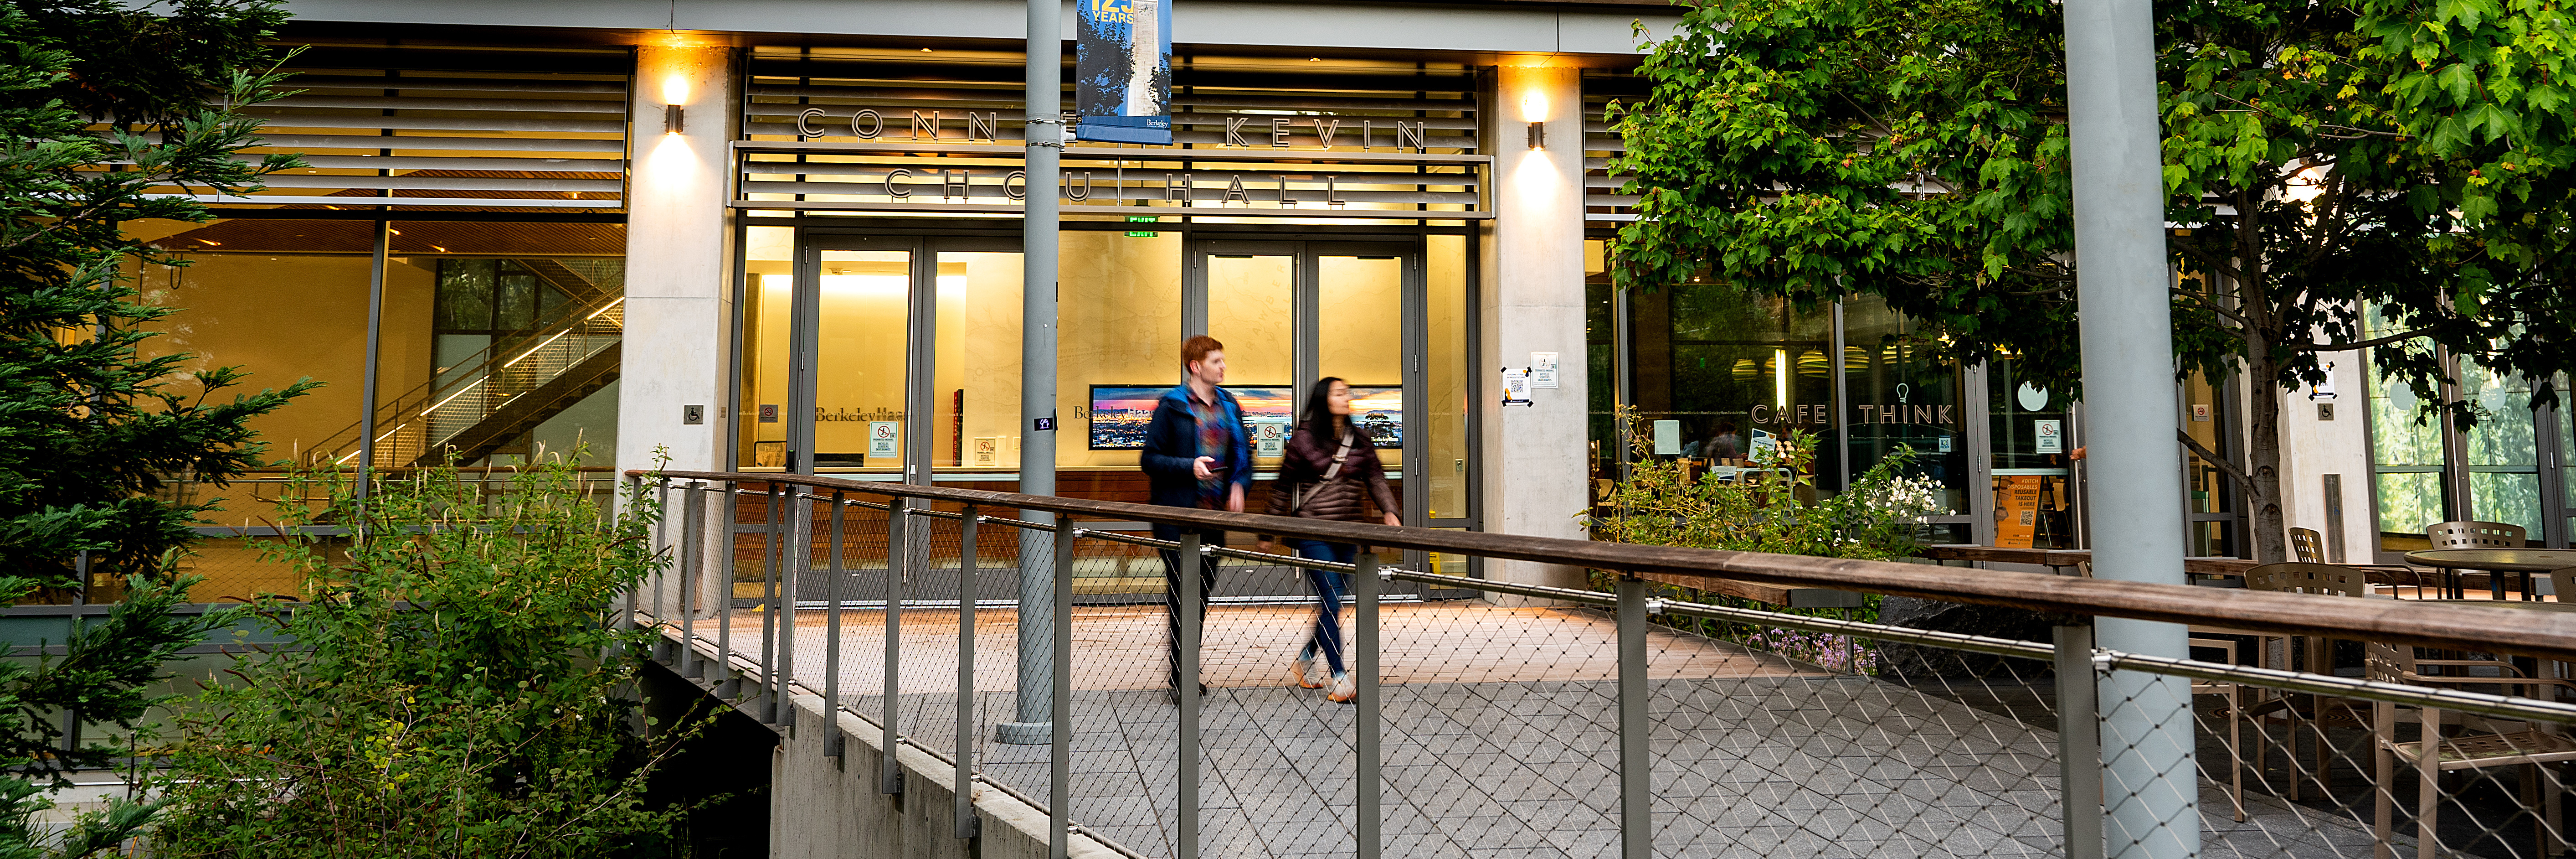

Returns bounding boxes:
[1291,428,1357,513]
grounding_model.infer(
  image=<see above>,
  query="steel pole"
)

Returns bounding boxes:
[1355,550,1382,859]
[956,507,981,839]
[1617,577,1650,859]
[355,220,388,505]
[825,492,848,761]
[1005,0,1065,745]
[2057,621,2108,859]
[884,498,909,795]
[1049,523,1075,859]
[1177,533,1202,859]
[2063,0,2199,851]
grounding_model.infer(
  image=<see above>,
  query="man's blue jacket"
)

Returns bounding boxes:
[1139,384,1253,535]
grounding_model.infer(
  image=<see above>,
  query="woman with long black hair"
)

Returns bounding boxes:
[1255,377,1400,704]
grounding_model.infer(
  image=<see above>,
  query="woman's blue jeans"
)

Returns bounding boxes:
[1291,540,1357,675]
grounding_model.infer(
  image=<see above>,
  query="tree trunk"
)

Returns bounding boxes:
[2244,354,2289,564]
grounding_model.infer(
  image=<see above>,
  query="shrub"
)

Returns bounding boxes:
[151,455,704,858]
[1584,409,1949,671]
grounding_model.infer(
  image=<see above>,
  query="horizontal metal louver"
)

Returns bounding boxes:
[1584,72,1645,224]
[142,46,631,212]
[736,50,1486,221]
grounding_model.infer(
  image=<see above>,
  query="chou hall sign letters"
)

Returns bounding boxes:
[786,108,1437,151]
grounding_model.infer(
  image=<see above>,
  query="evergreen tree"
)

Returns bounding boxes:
[0,0,306,852]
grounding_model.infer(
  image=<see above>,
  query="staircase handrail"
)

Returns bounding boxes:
[311,290,626,466]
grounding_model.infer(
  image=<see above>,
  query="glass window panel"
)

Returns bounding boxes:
[1205,254,1293,387]
[2463,364,2538,467]
[1061,231,1181,472]
[1840,295,1967,516]
[494,265,539,331]
[737,226,794,470]
[1426,235,1470,520]
[813,249,912,472]
[2375,471,2446,549]
[434,259,493,330]
[2470,471,2543,538]
[1987,357,2076,549]
[1317,255,1403,469]
[932,250,1023,471]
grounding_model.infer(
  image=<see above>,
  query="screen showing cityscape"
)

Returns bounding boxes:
[1087,385,1297,449]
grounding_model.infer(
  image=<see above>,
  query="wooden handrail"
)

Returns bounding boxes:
[638,469,2576,662]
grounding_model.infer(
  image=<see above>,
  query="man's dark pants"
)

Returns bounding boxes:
[1156,523,1224,691]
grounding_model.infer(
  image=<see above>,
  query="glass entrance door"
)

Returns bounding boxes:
[1187,239,1426,595]
[743,233,1021,481]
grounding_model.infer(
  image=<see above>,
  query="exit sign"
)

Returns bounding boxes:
[1126,215,1158,238]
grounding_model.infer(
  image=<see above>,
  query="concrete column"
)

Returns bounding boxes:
[1478,63,1589,598]
[620,43,740,619]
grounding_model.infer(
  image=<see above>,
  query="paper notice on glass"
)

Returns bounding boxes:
[869,421,900,458]
[1250,417,1290,457]
[1501,368,1532,405]
[1530,351,1560,388]
[2033,419,2062,453]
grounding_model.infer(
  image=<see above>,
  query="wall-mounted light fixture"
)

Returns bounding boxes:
[665,104,686,134]
[1527,121,1544,150]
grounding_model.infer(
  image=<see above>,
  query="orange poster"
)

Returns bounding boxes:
[1995,475,2044,548]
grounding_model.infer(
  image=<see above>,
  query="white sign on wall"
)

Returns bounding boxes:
[1530,352,1560,388]
[2034,419,2063,454]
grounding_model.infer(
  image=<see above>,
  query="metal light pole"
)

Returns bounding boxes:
[2063,0,2199,854]
[999,0,1062,745]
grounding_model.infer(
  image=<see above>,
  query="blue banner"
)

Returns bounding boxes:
[1074,0,1172,145]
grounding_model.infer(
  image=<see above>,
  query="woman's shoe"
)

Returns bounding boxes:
[1327,673,1355,704]
[1290,657,1322,689]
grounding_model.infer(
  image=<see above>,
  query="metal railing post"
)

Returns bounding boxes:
[956,506,981,839]
[1178,531,1202,859]
[760,482,784,722]
[883,497,909,795]
[1355,549,1382,859]
[825,492,848,761]
[780,491,805,734]
[651,477,671,632]
[716,483,739,695]
[1618,575,1650,859]
[623,473,643,632]
[2057,620,2107,859]
[1050,523,1075,859]
[680,482,706,679]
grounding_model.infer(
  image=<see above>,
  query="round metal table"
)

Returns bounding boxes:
[2402,549,2576,601]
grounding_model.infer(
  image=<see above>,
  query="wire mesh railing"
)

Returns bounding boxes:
[628,471,2576,859]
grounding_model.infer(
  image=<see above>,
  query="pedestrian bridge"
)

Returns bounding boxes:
[631,471,2576,859]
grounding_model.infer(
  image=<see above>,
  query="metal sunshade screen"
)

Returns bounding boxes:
[739,50,1483,219]
[151,46,631,212]
[1582,70,1645,226]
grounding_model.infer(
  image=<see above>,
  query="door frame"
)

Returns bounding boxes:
[790,230,1020,483]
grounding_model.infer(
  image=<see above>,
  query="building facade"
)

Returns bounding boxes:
[144,1,2570,599]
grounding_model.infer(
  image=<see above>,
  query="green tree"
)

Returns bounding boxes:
[152,458,699,859]
[1608,0,2574,563]
[0,0,306,852]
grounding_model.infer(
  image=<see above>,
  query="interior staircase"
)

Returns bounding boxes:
[314,261,624,468]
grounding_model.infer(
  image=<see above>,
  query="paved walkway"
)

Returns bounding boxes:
[691,603,2395,858]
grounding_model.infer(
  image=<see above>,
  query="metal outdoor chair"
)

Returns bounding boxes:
[2367,639,2576,859]
[2106,555,2250,821]
[2425,520,2530,600]
[2291,527,2328,564]
[2224,563,2372,801]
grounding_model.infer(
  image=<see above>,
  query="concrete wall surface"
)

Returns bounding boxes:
[760,672,1124,859]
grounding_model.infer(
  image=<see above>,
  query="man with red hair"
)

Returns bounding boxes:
[1141,335,1251,698]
